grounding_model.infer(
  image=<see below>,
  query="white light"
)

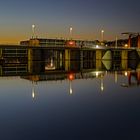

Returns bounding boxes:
[69,81,73,95]
[96,45,99,48]
[101,79,104,91]
[32,88,35,99]
[96,72,99,77]
[70,27,73,32]
[32,24,35,28]
[70,88,73,95]
[32,24,36,38]
[125,72,128,76]
[101,85,104,91]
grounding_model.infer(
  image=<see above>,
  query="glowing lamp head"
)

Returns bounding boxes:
[69,41,74,45]
[101,30,104,33]
[67,40,75,47]
[125,44,128,47]
[32,24,35,28]
[70,27,73,32]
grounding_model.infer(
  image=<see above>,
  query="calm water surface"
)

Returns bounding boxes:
[0,62,140,140]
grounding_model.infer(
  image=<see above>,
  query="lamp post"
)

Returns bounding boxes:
[101,30,104,42]
[69,27,73,40]
[115,36,118,48]
[32,24,35,38]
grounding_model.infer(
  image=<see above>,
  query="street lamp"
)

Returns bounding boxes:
[101,30,104,42]
[32,24,35,38]
[115,36,118,48]
[69,27,73,39]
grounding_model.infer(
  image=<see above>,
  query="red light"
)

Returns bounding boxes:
[66,40,76,47]
[68,74,74,81]
[69,41,74,45]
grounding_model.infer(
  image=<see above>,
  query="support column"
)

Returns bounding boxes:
[28,48,33,73]
[128,72,131,85]
[128,36,131,48]
[96,50,102,60]
[80,50,83,70]
[96,50,102,70]
[137,72,140,85]
[121,50,128,70]
[138,35,140,48]
[0,48,2,58]
[65,49,70,71]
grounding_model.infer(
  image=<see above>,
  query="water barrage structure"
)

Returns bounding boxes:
[122,32,140,48]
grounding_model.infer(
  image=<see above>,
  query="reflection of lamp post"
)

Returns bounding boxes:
[32,81,37,99]
[32,86,35,99]
[101,78,104,91]
[68,73,74,95]
[69,81,73,95]
[115,71,118,83]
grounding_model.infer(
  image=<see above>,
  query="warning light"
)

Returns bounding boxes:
[68,73,74,81]
[66,40,76,47]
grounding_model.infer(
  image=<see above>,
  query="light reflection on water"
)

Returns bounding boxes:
[0,61,140,139]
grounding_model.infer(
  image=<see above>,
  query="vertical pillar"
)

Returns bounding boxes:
[137,72,140,85]
[65,49,70,71]
[0,48,2,58]
[121,50,128,70]
[96,50,102,60]
[28,48,33,73]
[138,35,140,48]
[80,50,83,70]
[128,35,131,48]
[0,66,2,76]
[128,71,131,85]
[59,51,63,68]
[96,50,102,70]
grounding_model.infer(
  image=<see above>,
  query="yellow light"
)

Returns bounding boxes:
[96,72,99,77]
[96,45,99,48]
[125,44,128,47]
[125,72,128,76]
[32,86,35,99]
[70,88,73,95]
[32,91,35,99]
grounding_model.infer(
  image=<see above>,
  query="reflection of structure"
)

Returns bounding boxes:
[68,73,74,95]
[95,71,105,91]
[32,82,35,99]
[45,58,56,70]
[100,75,104,91]
[121,71,140,87]
[128,71,140,86]
[115,71,118,83]
[32,81,37,99]
[122,32,140,48]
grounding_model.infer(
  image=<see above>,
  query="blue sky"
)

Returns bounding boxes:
[0,0,140,43]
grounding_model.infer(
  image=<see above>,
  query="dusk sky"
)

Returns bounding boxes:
[0,0,140,43]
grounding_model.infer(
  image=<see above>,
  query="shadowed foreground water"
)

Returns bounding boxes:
[0,72,139,140]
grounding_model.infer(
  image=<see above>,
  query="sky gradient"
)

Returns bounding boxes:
[0,0,140,43]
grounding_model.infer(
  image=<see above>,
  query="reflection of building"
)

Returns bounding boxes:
[121,71,140,87]
[45,58,56,70]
